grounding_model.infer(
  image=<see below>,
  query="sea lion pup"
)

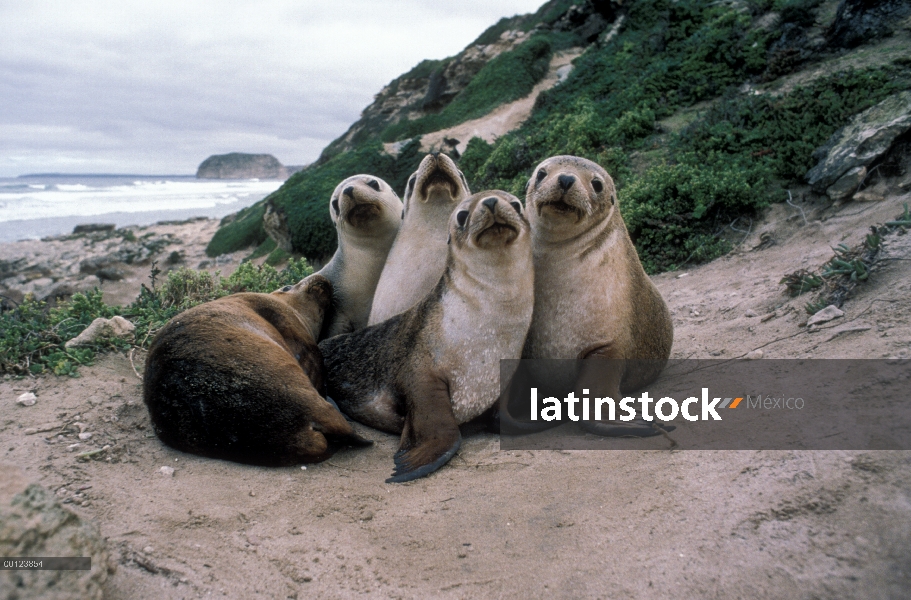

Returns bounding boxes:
[367,152,471,325]
[317,174,402,340]
[143,273,372,465]
[513,155,673,437]
[320,191,533,482]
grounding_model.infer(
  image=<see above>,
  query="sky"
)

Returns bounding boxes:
[0,1,546,177]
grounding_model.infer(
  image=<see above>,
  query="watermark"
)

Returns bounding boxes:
[499,359,910,450]
[1,557,91,570]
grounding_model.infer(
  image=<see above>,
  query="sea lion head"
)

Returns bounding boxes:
[525,155,618,236]
[272,273,333,338]
[402,152,471,216]
[449,190,529,252]
[329,175,402,236]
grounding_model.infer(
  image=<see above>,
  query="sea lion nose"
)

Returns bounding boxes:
[558,174,575,192]
[482,197,498,213]
[430,150,440,158]
[343,186,355,198]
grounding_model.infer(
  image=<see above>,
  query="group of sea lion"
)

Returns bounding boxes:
[143,153,673,482]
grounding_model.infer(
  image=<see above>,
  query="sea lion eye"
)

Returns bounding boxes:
[510,201,522,214]
[367,179,381,191]
[281,285,292,292]
[331,198,339,215]
[536,169,547,183]
[592,179,604,193]
[456,210,469,227]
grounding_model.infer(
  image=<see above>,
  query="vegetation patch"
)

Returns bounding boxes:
[379,36,554,143]
[0,259,313,377]
[782,204,911,315]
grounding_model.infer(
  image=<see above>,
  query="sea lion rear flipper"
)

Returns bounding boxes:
[386,376,461,483]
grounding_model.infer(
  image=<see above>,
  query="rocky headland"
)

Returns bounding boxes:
[195,153,302,180]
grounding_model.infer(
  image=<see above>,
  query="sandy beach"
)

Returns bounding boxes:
[2,187,910,598]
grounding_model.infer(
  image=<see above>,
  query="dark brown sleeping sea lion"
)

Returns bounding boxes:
[320,190,534,482]
[143,273,371,465]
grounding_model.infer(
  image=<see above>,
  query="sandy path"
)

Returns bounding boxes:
[2,192,910,598]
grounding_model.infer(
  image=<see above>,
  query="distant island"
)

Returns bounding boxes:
[196,153,303,180]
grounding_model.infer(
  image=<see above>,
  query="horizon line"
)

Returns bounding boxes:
[15,172,197,179]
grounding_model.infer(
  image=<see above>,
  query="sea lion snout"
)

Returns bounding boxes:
[453,190,528,249]
[329,175,401,231]
[527,156,616,226]
[413,152,465,201]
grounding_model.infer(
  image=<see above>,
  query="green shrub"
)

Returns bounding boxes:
[244,237,277,262]
[675,67,905,180]
[621,157,771,272]
[0,259,315,376]
[205,202,268,257]
[458,137,495,188]
[0,290,116,376]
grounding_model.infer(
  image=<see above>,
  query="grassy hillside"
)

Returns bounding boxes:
[208,0,911,271]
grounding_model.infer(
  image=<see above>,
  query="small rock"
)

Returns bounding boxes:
[23,428,38,435]
[159,466,175,477]
[676,273,689,279]
[143,546,154,554]
[807,305,844,326]
[745,310,758,318]
[16,392,37,406]
[65,316,135,348]
[67,444,81,452]
[745,350,764,360]
[853,189,885,202]
[826,166,867,201]
[78,432,93,441]
[249,491,256,497]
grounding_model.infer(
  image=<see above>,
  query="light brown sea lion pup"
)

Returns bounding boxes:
[368,152,471,325]
[317,174,402,340]
[320,190,533,482]
[512,155,674,437]
[143,273,372,465]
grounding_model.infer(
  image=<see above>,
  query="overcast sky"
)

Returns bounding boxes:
[0,1,545,177]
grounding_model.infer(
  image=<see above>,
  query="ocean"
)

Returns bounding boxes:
[0,174,283,243]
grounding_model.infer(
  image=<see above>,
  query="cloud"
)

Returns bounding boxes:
[0,0,544,176]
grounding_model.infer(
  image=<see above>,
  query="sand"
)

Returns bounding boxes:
[2,190,910,599]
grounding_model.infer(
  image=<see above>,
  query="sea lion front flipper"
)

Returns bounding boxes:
[575,346,676,438]
[386,376,461,483]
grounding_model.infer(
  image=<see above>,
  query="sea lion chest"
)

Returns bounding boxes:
[435,280,533,423]
[526,227,633,359]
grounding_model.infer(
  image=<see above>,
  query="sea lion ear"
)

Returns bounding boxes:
[447,233,451,245]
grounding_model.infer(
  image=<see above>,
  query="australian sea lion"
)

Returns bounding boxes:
[320,190,533,482]
[143,273,371,465]
[367,152,471,325]
[317,174,402,340]
[515,155,674,436]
